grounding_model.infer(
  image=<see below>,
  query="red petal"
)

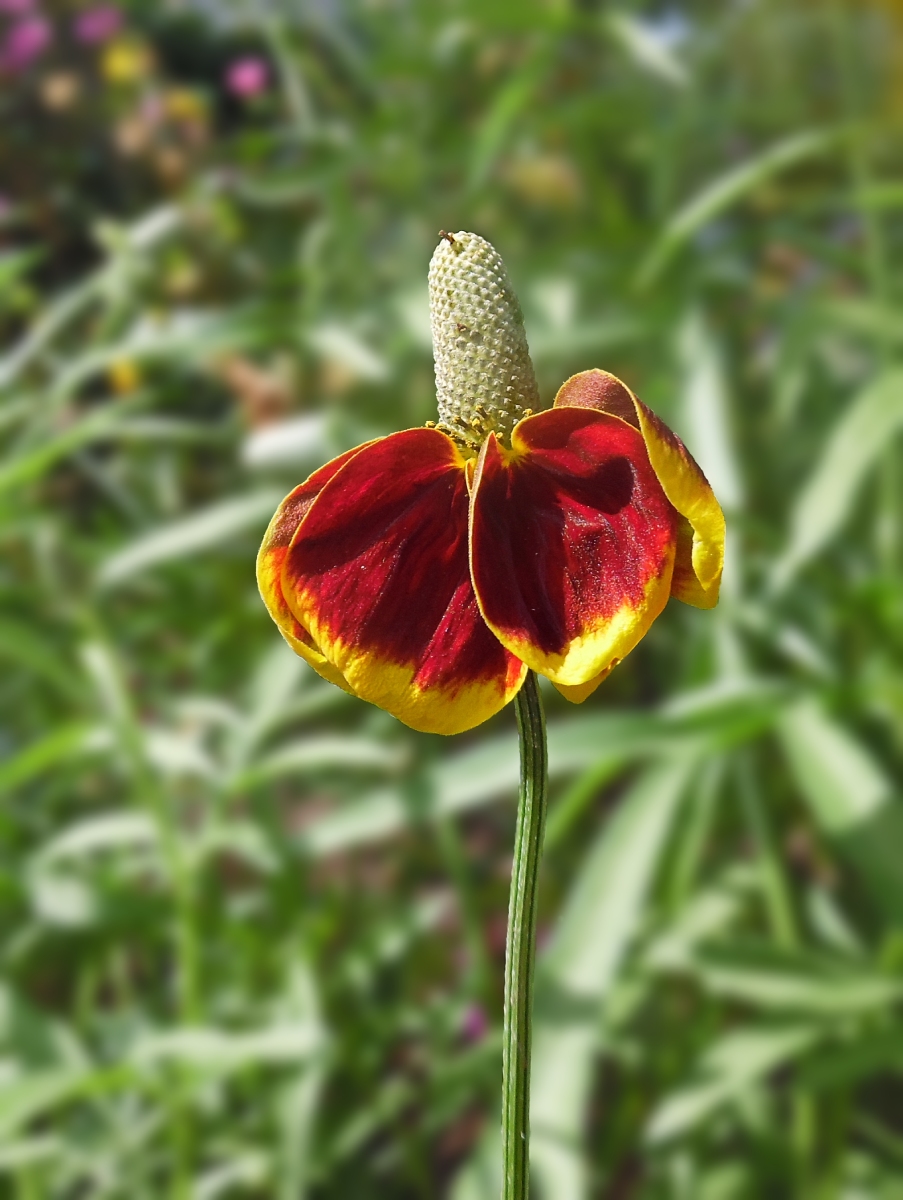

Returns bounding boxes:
[283,428,526,734]
[469,408,678,691]
[256,443,375,693]
[554,370,725,608]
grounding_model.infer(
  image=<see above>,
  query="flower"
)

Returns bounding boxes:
[460,1004,489,1042]
[257,232,724,735]
[0,14,52,72]
[39,70,82,110]
[100,37,152,85]
[225,55,269,99]
[0,0,38,15]
[73,5,123,45]
[107,357,141,395]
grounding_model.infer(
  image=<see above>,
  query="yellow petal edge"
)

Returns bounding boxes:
[554,369,725,610]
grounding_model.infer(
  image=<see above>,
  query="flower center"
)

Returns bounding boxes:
[428,231,541,452]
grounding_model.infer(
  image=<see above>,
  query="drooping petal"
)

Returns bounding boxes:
[256,443,375,693]
[553,369,725,608]
[469,407,678,692]
[282,428,526,735]
[551,663,617,704]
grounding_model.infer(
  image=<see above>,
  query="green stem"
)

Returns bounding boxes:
[502,671,549,1200]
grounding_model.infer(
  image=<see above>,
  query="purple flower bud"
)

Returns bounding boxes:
[73,5,122,45]
[225,55,269,99]
[460,1004,488,1043]
[0,15,52,72]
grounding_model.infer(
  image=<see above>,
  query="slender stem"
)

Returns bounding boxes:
[502,671,549,1200]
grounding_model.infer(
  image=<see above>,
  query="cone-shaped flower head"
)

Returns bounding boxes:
[257,232,725,734]
[430,231,540,447]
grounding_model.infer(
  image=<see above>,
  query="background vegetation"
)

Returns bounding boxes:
[3,0,903,1196]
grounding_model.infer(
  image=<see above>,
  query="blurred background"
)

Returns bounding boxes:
[2,0,903,1196]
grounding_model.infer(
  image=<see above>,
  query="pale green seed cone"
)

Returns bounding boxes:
[428,231,541,447]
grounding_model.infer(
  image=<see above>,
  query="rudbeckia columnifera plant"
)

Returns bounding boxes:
[258,231,725,1199]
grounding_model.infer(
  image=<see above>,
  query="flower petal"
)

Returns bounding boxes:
[256,444,375,693]
[283,428,526,734]
[554,369,725,608]
[469,407,678,689]
[551,662,617,704]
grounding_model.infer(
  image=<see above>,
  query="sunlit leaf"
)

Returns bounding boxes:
[773,370,903,587]
[636,128,837,288]
[529,755,699,1200]
[96,490,284,586]
[646,1026,818,1143]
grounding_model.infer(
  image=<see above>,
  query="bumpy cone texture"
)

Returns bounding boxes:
[429,231,541,448]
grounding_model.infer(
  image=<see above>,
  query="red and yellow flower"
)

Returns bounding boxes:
[257,233,724,735]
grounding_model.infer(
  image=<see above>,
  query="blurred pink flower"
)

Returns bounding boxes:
[0,0,38,15]
[460,1004,488,1043]
[225,55,269,99]
[73,5,122,45]
[0,14,52,71]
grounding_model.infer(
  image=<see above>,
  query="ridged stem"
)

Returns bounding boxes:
[502,671,549,1200]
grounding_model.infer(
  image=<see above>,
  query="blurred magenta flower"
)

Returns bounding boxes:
[0,14,52,71]
[225,55,269,99]
[73,5,122,45]
[461,1004,489,1043]
[0,0,38,15]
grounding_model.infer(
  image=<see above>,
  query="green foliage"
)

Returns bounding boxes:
[2,0,902,1196]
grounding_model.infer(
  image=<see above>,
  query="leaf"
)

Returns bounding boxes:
[48,308,257,404]
[677,310,744,513]
[644,873,755,972]
[635,128,837,288]
[779,700,892,834]
[228,641,306,771]
[779,699,903,924]
[194,1154,270,1200]
[528,755,698,1200]
[0,1067,131,1139]
[35,813,157,866]
[646,1026,818,1143]
[467,50,549,192]
[797,1028,903,1091]
[306,324,390,382]
[825,297,903,346]
[689,948,903,1014]
[129,1024,323,1072]
[0,248,42,294]
[96,489,284,586]
[301,689,784,856]
[0,396,146,495]
[241,414,331,469]
[606,12,690,88]
[237,736,407,790]
[772,370,903,588]
[0,203,182,390]
[0,725,103,795]
[0,1136,60,1171]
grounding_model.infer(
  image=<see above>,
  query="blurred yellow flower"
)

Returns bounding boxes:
[502,152,584,212]
[107,359,141,395]
[164,88,207,123]
[101,38,153,86]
